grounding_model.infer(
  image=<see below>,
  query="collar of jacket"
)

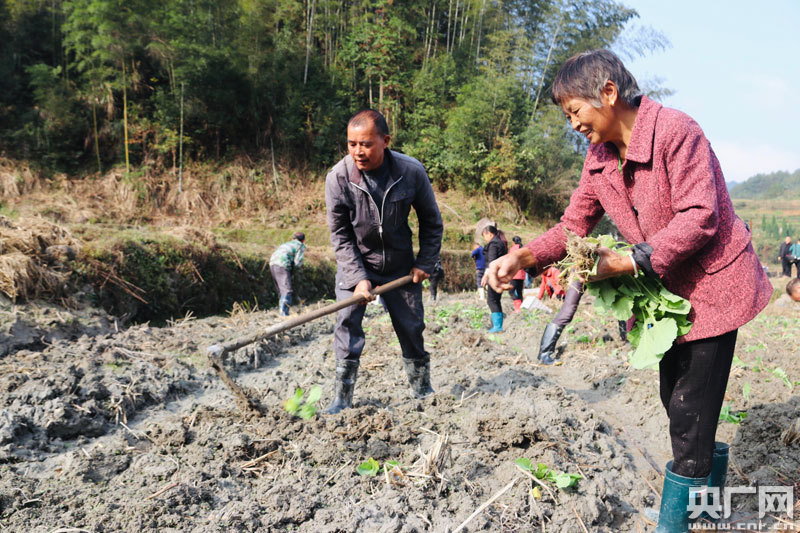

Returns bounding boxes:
[347,149,400,186]
[584,95,661,172]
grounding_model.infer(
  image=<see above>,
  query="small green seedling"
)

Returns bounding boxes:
[515,458,582,490]
[742,382,751,402]
[284,385,322,419]
[771,367,793,390]
[357,457,380,476]
[718,403,747,424]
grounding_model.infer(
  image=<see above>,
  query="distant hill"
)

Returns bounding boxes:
[729,169,800,199]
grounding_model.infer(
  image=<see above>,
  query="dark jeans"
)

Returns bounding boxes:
[333,270,428,362]
[659,329,738,478]
[552,280,584,326]
[510,279,524,301]
[270,265,293,303]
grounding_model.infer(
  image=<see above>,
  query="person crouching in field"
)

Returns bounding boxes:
[269,232,306,316]
[323,109,443,415]
[483,49,771,532]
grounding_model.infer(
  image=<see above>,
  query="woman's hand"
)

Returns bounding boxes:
[587,247,636,282]
[483,247,536,292]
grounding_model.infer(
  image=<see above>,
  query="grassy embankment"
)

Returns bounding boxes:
[0,158,549,323]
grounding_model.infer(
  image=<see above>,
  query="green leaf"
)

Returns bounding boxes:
[598,283,618,309]
[357,458,380,476]
[674,316,693,336]
[553,472,582,489]
[742,382,751,401]
[535,463,550,480]
[611,295,634,320]
[298,403,317,419]
[306,385,322,405]
[597,234,617,249]
[284,388,305,414]
[629,318,677,369]
[515,457,534,472]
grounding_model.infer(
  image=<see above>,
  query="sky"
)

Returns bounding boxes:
[614,0,800,183]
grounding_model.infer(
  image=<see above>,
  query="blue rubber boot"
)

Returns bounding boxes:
[279,294,291,316]
[653,461,709,532]
[700,442,730,521]
[488,312,504,332]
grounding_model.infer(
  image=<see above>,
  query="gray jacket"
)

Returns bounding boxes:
[325,149,443,290]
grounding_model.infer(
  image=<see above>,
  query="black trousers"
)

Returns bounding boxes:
[659,329,738,478]
[333,270,428,362]
[487,286,502,313]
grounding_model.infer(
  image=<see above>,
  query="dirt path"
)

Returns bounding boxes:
[0,288,798,532]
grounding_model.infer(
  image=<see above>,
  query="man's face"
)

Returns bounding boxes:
[347,122,390,172]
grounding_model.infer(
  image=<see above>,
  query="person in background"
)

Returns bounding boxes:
[428,259,445,301]
[509,236,526,312]
[324,109,443,415]
[537,266,566,301]
[481,225,507,332]
[778,236,793,277]
[269,232,306,316]
[791,238,800,278]
[471,243,486,300]
[483,50,771,532]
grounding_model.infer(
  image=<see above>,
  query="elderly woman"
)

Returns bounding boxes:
[484,49,771,532]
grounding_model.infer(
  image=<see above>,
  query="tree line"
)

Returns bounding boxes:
[0,0,668,215]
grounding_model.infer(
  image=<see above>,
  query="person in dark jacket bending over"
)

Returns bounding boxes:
[323,109,444,415]
[481,225,507,332]
[483,50,771,532]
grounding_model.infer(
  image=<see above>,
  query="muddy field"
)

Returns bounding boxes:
[0,283,798,532]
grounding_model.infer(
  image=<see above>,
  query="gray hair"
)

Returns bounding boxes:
[551,49,641,108]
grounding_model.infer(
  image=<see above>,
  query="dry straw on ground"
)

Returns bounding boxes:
[0,216,80,301]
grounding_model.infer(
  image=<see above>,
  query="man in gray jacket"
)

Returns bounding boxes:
[323,109,443,414]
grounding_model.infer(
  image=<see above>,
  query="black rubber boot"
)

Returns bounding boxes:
[323,359,359,415]
[403,357,435,399]
[538,323,564,365]
[617,320,628,342]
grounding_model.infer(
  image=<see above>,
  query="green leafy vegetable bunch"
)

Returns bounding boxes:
[561,233,693,369]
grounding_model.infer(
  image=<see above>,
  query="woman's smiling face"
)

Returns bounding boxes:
[560,96,615,145]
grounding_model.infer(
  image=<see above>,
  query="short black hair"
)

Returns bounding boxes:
[483,225,497,235]
[293,232,305,242]
[348,109,389,136]
[551,49,641,108]
[512,236,522,245]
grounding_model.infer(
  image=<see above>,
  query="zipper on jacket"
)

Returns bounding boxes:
[351,176,404,274]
